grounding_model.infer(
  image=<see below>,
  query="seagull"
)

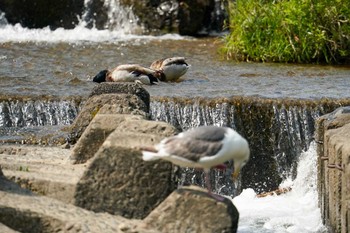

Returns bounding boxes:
[141,125,250,201]
[92,64,160,85]
[150,57,190,82]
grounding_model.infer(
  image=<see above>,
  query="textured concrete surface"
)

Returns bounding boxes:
[316,107,350,233]
[74,131,176,219]
[144,185,239,233]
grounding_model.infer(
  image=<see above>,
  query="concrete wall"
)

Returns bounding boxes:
[316,107,350,233]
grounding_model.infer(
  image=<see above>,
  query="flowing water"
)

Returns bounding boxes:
[1,3,349,231]
[234,142,327,233]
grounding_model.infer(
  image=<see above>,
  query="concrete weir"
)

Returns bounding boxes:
[0,83,239,233]
[316,107,350,233]
[0,83,350,231]
[150,96,350,193]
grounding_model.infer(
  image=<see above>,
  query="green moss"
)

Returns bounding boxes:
[221,0,350,64]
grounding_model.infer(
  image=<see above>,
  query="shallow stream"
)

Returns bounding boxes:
[1,18,348,232]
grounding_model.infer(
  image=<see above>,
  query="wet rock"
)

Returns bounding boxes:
[74,121,177,219]
[316,106,350,232]
[178,0,217,36]
[66,83,150,143]
[143,185,239,233]
[0,0,83,29]
[120,0,228,35]
[0,0,228,35]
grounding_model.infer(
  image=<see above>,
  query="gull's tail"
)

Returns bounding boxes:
[139,146,161,161]
[142,151,161,161]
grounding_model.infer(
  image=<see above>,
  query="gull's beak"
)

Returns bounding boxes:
[231,167,241,181]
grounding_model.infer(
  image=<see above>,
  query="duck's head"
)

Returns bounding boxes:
[151,57,189,82]
[92,70,109,83]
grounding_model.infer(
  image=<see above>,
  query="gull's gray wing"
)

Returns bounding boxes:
[162,126,227,161]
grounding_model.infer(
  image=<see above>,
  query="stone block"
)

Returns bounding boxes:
[317,106,350,232]
[66,93,148,144]
[89,82,150,108]
[143,186,239,233]
[70,114,177,164]
[70,114,145,164]
[74,131,176,219]
[0,190,158,233]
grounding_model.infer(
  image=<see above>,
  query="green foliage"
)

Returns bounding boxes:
[222,0,350,63]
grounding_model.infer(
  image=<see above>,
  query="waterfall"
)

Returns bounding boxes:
[1,95,347,194]
[81,0,141,33]
[150,97,348,194]
[0,99,81,128]
[0,10,8,26]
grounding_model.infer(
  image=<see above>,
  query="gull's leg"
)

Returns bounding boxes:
[204,170,224,202]
[214,164,227,170]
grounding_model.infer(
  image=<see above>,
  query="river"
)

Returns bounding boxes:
[1,9,347,232]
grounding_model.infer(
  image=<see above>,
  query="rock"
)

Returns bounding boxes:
[0,145,83,203]
[316,106,350,232]
[0,190,159,233]
[74,121,178,219]
[143,186,239,233]
[70,113,178,164]
[178,0,211,35]
[0,173,33,196]
[0,0,228,35]
[70,114,145,164]
[66,92,149,144]
[120,0,228,35]
[89,82,150,108]
[0,222,19,233]
[0,0,83,29]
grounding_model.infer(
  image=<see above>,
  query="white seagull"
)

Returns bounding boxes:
[92,64,160,85]
[150,57,190,82]
[142,125,250,201]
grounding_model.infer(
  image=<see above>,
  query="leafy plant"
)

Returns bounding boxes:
[221,0,350,64]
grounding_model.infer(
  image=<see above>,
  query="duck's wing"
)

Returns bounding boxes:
[116,64,156,74]
[150,58,166,70]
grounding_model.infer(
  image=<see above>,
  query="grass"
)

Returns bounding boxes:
[221,0,350,64]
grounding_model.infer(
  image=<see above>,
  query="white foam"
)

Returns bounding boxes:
[232,142,328,233]
[0,23,186,43]
[0,0,187,44]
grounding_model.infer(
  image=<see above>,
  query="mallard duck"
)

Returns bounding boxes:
[150,57,190,82]
[92,64,159,85]
[142,126,250,201]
